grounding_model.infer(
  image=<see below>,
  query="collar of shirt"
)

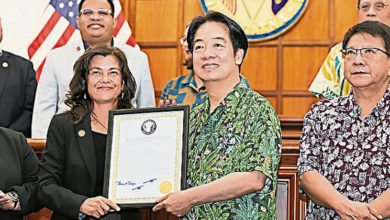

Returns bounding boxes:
[82,38,115,50]
[200,79,248,116]
[183,73,249,92]
[182,72,206,92]
[348,83,390,119]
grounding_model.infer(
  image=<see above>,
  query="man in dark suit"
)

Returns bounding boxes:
[0,17,37,137]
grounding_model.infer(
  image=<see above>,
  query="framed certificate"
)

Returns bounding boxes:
[103,106,189,208]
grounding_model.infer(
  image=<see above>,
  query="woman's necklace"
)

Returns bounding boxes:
[91,112,107,130]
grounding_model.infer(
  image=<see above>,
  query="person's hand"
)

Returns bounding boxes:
[0,190,15,211]
[367,205,383,220]
[80,196,120,219]
[152,191,192,217]
[158,100,177,107]
[335,200,378,220]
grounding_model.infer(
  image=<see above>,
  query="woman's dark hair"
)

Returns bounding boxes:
[65,45,136,124]
[343,21,390,54]
[187,11,248,70]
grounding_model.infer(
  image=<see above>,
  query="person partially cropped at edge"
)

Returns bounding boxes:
[153,11,281,219]
[38,46,141,220]
[0,127,41,220]
[0,17,37,137]
[298,21,390,219]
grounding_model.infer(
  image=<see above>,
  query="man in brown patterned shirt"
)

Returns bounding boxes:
[298,21,390,219]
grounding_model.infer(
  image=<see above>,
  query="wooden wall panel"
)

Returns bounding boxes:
[282,97,318,118]
[143,48,177,92]
[241,47,278,91]
[266,97,277,112]
[283,0,329,40]
[183,0,204,24]
[135,0,179,42]
[282,46,329,90]
[334,0,358,41]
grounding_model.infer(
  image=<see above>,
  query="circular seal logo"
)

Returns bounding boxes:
[200,0,309,41]
[159,181,173,194]
[141,119,157,135]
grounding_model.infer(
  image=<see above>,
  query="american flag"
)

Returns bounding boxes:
[28,0,137,81]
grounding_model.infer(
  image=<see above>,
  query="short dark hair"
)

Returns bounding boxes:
[79,0,115,16]
[358,0,361,8]
[65,46,136,124]
[343,21,390,54]
[187,11,248,70]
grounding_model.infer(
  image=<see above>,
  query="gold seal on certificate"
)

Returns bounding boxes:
[103,106,189,208]
[159,181,173,194]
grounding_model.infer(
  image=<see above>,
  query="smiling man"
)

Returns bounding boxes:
[32,0,155,138]
[153,11,281,219]
[159,24,250,110]
[298,21,390,219]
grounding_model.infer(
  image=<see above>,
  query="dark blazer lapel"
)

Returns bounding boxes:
[0,52,12,98]
[75,113,97,185]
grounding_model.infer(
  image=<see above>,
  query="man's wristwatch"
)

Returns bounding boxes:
[6,192,19,210]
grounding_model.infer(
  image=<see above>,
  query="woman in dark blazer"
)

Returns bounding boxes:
[38,46,140,220]
[0,127,41,219]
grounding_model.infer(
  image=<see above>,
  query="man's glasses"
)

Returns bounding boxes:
[341,47,390,61]
[80,8,113,18]
[359,2,388,12]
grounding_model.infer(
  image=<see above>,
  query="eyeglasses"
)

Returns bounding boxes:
[340,47,390,61]
[80,8,113,18]
[359,2,389,12]
[180,36,187,45]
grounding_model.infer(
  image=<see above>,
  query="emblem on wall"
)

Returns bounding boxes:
[200,0,309,41]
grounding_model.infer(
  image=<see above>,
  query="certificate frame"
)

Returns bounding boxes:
[103,106,189,208]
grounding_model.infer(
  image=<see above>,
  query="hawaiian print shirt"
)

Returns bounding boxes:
[298,85,390,219]
[161,72,250,109]
[184,81,281,219]
[308,43,352,99]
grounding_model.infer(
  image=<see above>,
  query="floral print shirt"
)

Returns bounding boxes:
[308,43,352,99]
[184,81,281,219]
[161,72,250,109]
[298,85,390,220]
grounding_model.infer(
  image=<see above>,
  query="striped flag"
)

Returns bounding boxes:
[28,0,137,81]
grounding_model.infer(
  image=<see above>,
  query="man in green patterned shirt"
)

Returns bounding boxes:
[153,11,281,219]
